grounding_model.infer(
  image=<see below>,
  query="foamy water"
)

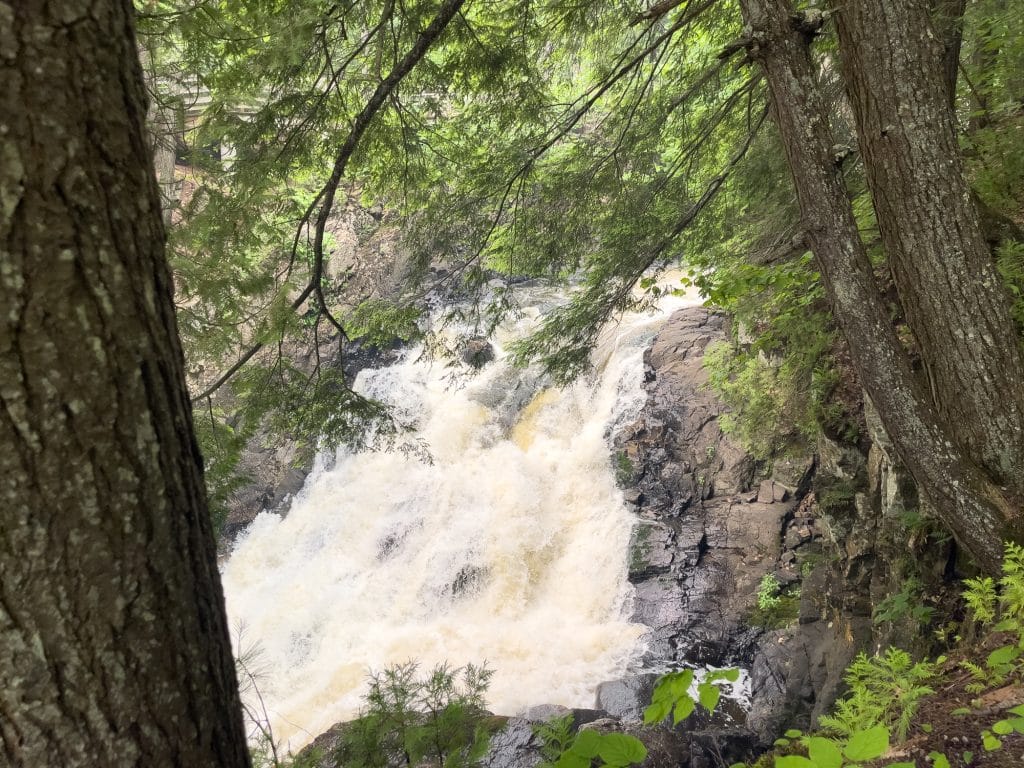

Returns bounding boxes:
[222,282,700,750]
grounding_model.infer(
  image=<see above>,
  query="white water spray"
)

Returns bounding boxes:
[222,283,699,750]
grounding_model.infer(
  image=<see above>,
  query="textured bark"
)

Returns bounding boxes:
[0,2,250,766]
[736,0,1021,573]
[931,0,966,107]
[834,0,1024,494]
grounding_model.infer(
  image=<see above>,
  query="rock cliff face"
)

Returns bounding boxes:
[589,305,952,766]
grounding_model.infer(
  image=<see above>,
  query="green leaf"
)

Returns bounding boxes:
[927,752,950,768]
[708,668,741,683]
[963,750,973,764]
[596,733,647,766]
[784,729,803,739]
[554,751,590,768]
[642,698,671,725]
[992,719,1015,735]
[951,707,971,716]
[982,732,1002,751]
[986,644,1019,668]
[774,757,814,768]
[1009,704,1024,717]
[920,723,933,733]
[806,736,843,768]
[570,729,602,759]
[698,682,721,713]
[672,695,695,725]
[843,726,890,762]
[773,738,791,748]
[666,669,695,700]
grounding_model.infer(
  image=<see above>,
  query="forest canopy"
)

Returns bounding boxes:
[137,0,1024,569]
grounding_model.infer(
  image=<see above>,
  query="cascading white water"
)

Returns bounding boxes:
[222,282,699,750]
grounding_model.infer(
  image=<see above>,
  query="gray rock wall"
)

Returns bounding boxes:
[606,305,950,759]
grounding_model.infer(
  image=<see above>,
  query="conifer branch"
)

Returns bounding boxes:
[191,0,466,404]
[411,0,719,301]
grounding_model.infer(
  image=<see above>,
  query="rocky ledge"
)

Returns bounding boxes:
[583,305,947,767]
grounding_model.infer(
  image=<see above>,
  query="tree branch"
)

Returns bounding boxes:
[191,0,466,404]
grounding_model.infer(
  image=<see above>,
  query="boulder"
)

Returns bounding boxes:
[595,674,660,722]
[481,717,543,768]
[460,337,495,368]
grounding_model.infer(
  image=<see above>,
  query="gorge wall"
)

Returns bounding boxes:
[472,306,952,768]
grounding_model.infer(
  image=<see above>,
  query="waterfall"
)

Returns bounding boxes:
[221,282,699,750]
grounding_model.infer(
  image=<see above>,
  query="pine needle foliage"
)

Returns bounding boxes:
[334,661,494,768]
[137,0,1024,518]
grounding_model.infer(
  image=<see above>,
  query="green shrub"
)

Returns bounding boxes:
[334,661,494,768]
[872,580,934,628]
[758,574,782,611]
[643,667,739,726]
[818,649,935,743]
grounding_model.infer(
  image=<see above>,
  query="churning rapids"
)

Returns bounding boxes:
[222,283,700,750]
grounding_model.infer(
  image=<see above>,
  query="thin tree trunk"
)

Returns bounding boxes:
[0,2,250,765]
[736,0,1021,573]
[834,0,1024,494]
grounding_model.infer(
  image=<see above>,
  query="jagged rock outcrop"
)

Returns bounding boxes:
[614,309,803,668]
[601,305,952,762]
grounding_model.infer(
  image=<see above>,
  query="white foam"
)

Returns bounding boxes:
[222,283,702,750]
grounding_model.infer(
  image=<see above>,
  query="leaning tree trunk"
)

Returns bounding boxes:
[0,2,250,766]
[736,0,1022,573]
[834,0,1024,495]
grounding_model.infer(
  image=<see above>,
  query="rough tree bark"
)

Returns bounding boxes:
[835,0,1024,494]
[736,0,1022,573]
[0,1,250,766]
[931,0,967,107]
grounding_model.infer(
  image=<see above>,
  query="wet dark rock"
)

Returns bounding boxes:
[595,674,660,722]
[482,718,543,768]
[218,335,406,552]
[461,337,496,368]
[376,531,404,560]
[340,337,405,382]
[623,488,644,506]
[609,306,888,750]
[447,564,488,597]
[771,453,816,497]
[628,522,675,580]
[482,707,616,768]
[756,479,790,504]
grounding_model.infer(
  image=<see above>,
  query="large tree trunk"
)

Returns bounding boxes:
[0,2,250,766]
[736,0,1022,573]
[834,0,1024,494]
